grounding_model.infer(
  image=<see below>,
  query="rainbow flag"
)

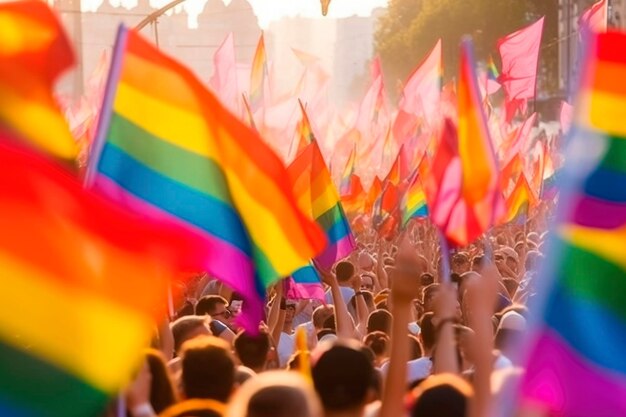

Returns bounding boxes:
[487,54,500,80]
[249,33,267,111]
[340,146,356,195]
[0,0,77,159]
[519,31,626,416]
[0,135,213,417]
[288,140,355,269]
[401,170,429,226]
[241,93,258,132]
[285,264,325,301]
[87,27,326,330]
[341,173,365,215]
[295,99,314,156]
[365,176,383,214]
[384,144,409,186]
[500,172,536,224]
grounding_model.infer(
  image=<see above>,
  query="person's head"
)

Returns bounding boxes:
[471,255,485,272]
[348,291,374,318]
[225,371,322,417]
[422,284,440,312]
[145,349,178,414]
[312,305,335,331]
[336,261,356,284]
[312,341,375,413]
[233,330,271,372]
[284,301,297,325]
[502,278,519,299]
[171,315,212,355]
[419,312,436,354]
[420,273,435,287]
[499,247,519,275]
[360,273,375,291]
[495,311,527,354]
[358,252,375,272]
[451,252,470,274]
[196,295,233,325]
[363,331,389,361]
[407,373,473,417]
[525,250,544,272]
[180,336,236,402]
[367,309,392,335]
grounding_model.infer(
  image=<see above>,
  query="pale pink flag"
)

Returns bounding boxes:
[560,101,574,134]
[579,0,608,36]
[371,56,382,81]
[209,32,240,114]
[398,39,442,120]
[502,112,537,165]
[355,75,384,133]
[497,17,544,121]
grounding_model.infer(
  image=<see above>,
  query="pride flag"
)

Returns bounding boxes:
[365,176,383,214]
[401,170,429,227]
[341,174,365,215]
[340,146,356,195]
[249,33,267,111]
[295,99,315,157]
[288,140,355,270]
[519,31,626,416]
[500,172,536,224]
[0,0,77,159]
[87,27,326,329]
[285,265,325,301]
[0,135,213,417]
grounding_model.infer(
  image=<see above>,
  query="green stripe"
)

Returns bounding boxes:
[252,241,279,287]
[108,113,230,203]
[601,135,626,174]
[0,342,109,417]
[316,203,343,231]
[559,239,626,322]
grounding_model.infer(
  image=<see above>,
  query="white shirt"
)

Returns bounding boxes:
[325,286,355,305]
[381,356,432,384]
[277,332,295,368]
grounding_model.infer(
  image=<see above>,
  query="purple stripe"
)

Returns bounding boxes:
[284,278,325,301]
[316,234,355,270]
[571,193,626,229]
[93,174,264,329]
[521,328,626,415]
[85,25,128,187]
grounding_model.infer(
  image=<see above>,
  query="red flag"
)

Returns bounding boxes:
[384,145,410,186]
[365,176,383,214]
[579,0,608,36]
[497,18,544,122]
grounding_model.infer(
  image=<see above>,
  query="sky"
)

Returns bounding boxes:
[80,0,389,28]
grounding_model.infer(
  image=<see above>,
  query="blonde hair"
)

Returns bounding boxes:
[226,371,322,417]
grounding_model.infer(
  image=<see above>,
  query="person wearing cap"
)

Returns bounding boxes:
[495,311,527,366]
[495,247,519,279]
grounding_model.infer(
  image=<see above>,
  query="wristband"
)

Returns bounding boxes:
[131,403,155,417]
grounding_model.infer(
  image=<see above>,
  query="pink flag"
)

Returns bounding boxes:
[371,56,382,81]
[209,32,240,114]
[393,39,442,142]
[497,18,544,122]
[502,112,537,165]
[560,100,574,134]
[579,0,608,36]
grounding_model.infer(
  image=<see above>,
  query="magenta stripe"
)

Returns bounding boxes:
[521,328,626,415]
[285,278,325,301]
[571,193,626,229]
[93,174,264,328]
[316,234,355,270]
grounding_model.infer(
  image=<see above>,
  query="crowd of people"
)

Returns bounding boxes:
[112,205,552,417]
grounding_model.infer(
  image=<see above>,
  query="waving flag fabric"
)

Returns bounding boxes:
[87,27,325,330]
[501,173,536,224]
[340,174,365,215]
[249,33,267,111]
[209,32,239,114]
[0,0,76,159]
[579,0,608,36]
[295,99,315,157]
[365,176,383,214]
[519,31,626,416]
[497,18,544,122]
[288,140,354,269]
[401,170,429,227]
[0,135,213,417]
[340,146,356,195]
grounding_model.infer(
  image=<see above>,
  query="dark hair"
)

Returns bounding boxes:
[420,273,435,286]
[408,334,423,360]
[336,261,355,283]
[312,305,335,329]
[170,315,210,354]
[145,349,178,414]
[422,284,440,309]
[348,291,375,313]
[247,384,311,417]
[322,314,337,331]
[408,374,472,417]
[234,330,271,371]
[312,343,374,411]
[196,295,228,316]
[502,278,519,298]
[367,309,392,335]
[419,312,436,352]
[175,300,195,320]
[180,336,235,402]
[363,331,389,357]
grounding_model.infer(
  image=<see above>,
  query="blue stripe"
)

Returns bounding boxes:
[98,143,252,255]
[292,264,321,284]
[0,397,36,417]
[325,216,351,244]
[544,282,626,376]
[584,166,626,203]
[409,205,428,218]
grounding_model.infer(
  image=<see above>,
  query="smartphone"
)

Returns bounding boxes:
[230,300,243,314]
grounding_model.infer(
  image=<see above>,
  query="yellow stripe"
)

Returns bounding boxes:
[0,12,55,55]
[560,225,626,271]
[113,82,218,159]
[0,253,153,393]
[224,170,311,277]
[577,90,626,137]
[408,190,426,208]
[0,83,76,159]
[311,172,340,217]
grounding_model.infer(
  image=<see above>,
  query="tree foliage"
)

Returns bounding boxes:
[375,0,559,97]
